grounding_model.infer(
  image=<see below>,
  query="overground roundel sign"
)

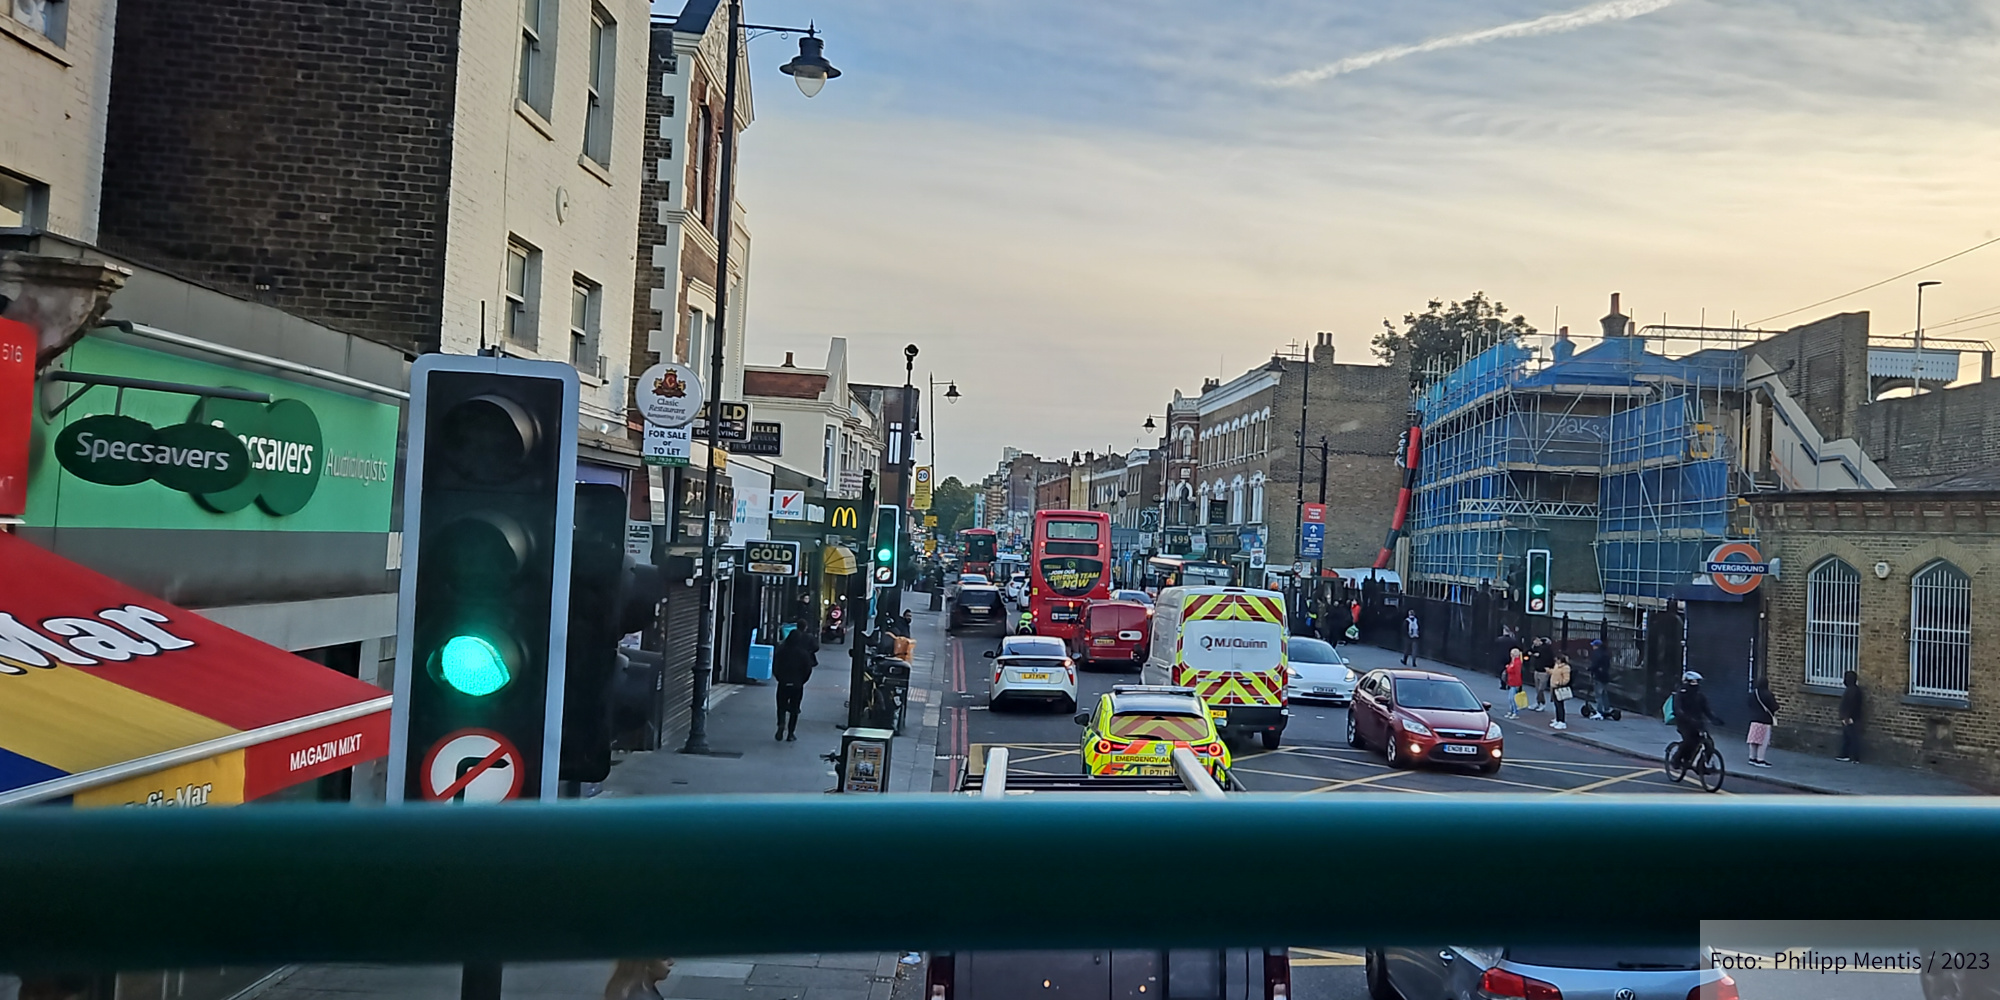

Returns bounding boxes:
[419,728,525,803]
[1707,541,1765,596]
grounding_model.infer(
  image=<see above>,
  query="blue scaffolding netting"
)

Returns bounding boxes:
[1407,335,1745,603]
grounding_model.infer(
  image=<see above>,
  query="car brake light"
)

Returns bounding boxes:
[1479,967,1561,1000]
[1095,739,1129,754]
[926,955,953,1000]
[1687,975,1738,1000]
[1264,952,1289,1000]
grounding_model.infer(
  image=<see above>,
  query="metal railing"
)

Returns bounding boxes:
[7,796,2000,969]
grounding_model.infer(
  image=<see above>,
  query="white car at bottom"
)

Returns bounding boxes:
[985,635,1077,713]
[1284,636,1358,705]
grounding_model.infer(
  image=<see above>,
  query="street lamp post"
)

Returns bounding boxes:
[682,2,839,756]
[1143,413,1169,553]
[1916,280,1942,395]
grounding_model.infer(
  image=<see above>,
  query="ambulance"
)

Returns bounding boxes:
[1144,586,1290,749]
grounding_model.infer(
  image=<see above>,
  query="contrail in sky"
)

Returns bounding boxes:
[1271,0,1678,86]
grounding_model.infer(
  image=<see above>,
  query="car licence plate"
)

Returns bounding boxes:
[1016,672,1050,681]
[1441,744,1478,755]
[969,607,988,614]
[1093,637,1115,645]
[1209,709,1227,723]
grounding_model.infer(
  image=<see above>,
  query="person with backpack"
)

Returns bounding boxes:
[1668,671,1723,770]
[772,623,819,742]
[1746,678,1779,768]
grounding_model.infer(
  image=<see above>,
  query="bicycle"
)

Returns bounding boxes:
[1663,729,1726,792]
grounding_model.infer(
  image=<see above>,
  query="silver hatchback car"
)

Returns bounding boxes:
[1367,945,1736,1000]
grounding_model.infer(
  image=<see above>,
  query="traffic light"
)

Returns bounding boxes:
[388,355,579,804]
[1525,548,1551,615]
[559,483,631,784]
[873,504,901,587]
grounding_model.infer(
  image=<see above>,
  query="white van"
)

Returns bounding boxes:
[1144,586,1290,748]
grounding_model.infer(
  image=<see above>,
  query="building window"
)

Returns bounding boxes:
[1909,560,1972,699]
[694,106,713,222]
[1229,479,1245,525]
[685,307,706,366]
[823,425,837,483]
[569,276,602,374]
[582,8,616,166]
[1804,558,1860,688]
[7,0,65,45]
[1250,483,1265,524]
[517,0,557,117]
[504,240,541,349]
[0,169,47,230]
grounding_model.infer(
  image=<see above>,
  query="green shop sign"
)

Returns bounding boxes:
[28,335,401,534]
[54,414,249,494]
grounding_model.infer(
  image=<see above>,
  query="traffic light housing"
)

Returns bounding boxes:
[873,504,901,587]
[1525,547,1551,615]
[388,354,579,804]
[559,483,630,784]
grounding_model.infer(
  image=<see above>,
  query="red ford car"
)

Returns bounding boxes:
[1071,599,1150,671]
[1347,668,1504,774]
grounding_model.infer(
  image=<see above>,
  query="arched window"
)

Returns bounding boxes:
[1229,477,1246,524]
[1250,482,1265,524]
[1910,560,1972,698]
[1804,558,1860,688]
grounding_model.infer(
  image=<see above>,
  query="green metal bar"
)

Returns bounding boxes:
[5,795,1997,970]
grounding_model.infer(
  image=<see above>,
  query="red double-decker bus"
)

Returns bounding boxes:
[1028,509,1112,642]
[957,527,998,580]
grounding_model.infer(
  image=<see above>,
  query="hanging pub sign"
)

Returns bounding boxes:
[54,413,250,495]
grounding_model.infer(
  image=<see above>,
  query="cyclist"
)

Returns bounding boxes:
[1016,608,1034,634]
[1671,670,1725,769]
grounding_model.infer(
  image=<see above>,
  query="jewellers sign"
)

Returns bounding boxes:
[745,540,800,577]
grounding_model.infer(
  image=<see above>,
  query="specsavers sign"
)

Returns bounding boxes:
[27,336,400,533]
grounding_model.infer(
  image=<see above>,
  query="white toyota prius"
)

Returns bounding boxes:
[984,635,1077,713]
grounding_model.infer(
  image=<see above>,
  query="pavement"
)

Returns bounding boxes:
[1339,642,1982,796]
[235,602,951,1000]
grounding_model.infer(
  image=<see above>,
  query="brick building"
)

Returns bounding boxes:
[1751,481,2000,785]
[1192,333,1407,579]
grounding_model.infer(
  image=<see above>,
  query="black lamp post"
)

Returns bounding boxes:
[682,3,840,756]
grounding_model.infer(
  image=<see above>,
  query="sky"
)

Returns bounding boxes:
[704,0,2000,484]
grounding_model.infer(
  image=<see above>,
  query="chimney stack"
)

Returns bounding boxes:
[1552,325,1575,362]
[781,351,795,367]
[1600,293,1628,339]
[1201,377,1220,393]
[1314,331,1335,364]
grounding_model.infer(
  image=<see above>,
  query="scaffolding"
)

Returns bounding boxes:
[1408,325,1750,606]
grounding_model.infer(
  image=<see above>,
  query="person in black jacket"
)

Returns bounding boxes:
[1837,670,1863,762]
[1746,679,1778,768]
[1670,671,1723,770]
[772,624,819,742]
[1587,640,1613,719]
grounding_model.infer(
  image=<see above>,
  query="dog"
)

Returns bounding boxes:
[604,958,673,1000]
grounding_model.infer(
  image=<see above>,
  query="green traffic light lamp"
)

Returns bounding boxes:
[432,632,518,697]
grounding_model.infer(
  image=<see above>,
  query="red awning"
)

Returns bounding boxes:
[0,531,390,806]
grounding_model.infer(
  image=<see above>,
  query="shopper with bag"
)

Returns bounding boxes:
[1547,656,1572,730]
[1503,647,1526,720]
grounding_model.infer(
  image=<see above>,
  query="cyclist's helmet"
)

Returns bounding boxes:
[1682,670,1703,684]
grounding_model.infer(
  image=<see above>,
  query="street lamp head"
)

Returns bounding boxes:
[946,382,961,403]
[1919,280,1943,289]
[1143,416,1157,432]
[779,28,840,98]
[904,344,920,361]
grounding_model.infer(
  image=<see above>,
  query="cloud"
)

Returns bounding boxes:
[1270,0,1679,86]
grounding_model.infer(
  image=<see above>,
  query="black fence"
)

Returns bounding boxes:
[1352,588,1688,718]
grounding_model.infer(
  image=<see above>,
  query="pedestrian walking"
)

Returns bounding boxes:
[1837,670,1863,762]
[1349,599,1362,637]
[1587,639,1612,719]
[1746,678,1779,768]
[1401,610,1420,665]
[1547,656,1571,730]
[772,623,818,742]
[1503,648,1525,719]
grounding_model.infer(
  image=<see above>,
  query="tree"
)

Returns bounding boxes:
[930,476,978,537]
[1372,291,1536,385]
